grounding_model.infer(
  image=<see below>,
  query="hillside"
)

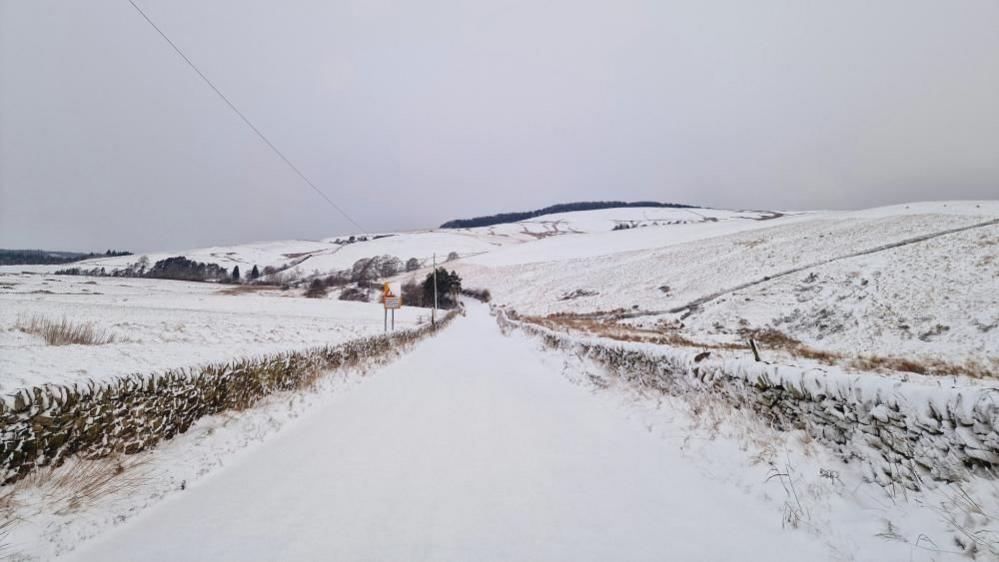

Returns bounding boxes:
[3,199,999,561]
[456,201,999,374]
[438,200,696,229]
[7,201,995,382]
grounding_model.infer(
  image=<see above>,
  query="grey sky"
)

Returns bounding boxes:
[2,0,997,252]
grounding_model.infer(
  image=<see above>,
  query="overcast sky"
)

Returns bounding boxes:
[1,0,997,252]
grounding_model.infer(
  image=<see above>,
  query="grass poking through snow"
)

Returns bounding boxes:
[15,315,116,346]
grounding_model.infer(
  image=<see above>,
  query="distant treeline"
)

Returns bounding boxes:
[57,255,235,283]
[439,201,696,229]
[0,249,132,266]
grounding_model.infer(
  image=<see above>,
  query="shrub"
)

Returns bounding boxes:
[305,279,328,298]
[461,287,491,303]
[405,258,420,272]
[339,286,369,302]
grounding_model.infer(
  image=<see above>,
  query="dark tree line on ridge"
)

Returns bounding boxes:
[0,249,132,266]
[439,201,696,229]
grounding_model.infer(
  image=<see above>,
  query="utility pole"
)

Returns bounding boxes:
[432,252,438,327]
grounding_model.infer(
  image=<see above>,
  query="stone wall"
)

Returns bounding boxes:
[499,310,999,489]
[1,313,455,485]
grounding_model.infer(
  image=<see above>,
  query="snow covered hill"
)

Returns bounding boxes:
[455,201,999,373]
[3,201,998,561]
[4,201,996,387]
[44,207,779,276]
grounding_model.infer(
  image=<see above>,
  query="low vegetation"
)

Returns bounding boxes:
[15,315,116,346]
[461,287,491,303]
[304,279,328,299]
[524,313,998,379]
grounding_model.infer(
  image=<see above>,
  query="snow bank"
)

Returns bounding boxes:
[499,309,999,488]
[0,312,457,485]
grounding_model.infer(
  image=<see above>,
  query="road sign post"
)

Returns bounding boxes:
[383,282,402,332]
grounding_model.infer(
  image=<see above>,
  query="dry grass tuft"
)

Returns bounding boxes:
[0,455,150,549]
[15,315,116,346]
[217,284,274,296]
[849,356,999,380]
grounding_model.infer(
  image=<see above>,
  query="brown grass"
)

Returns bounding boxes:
[217,284,274,296]
[525,313,998,379]
[0,455,150,549]
[15,315,116,346]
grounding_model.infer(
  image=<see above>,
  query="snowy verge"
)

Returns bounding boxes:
[522,316,999,560]
[1,312,457,486]
[497,308,999,488]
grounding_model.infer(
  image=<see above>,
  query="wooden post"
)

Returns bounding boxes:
[432,252,438,327]
[749,338,761,362]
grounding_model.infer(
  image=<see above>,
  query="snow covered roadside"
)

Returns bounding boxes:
[5,304,993,560]
[499,310,999,558]
[0,313,457,561]
[56,303,832,562]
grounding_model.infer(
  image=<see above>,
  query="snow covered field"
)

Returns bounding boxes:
[0,273,423,393]
[3,201,997,560]
[4,305,991,561]
[5,201,996,393]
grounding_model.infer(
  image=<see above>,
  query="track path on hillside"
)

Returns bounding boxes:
[64,305,825,562]
[667,217,999,316]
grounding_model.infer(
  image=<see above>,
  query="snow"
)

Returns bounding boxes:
[56,304,830,562]
[0,273,424,393]
[463,209,813,267]
[30,207,787,275]
[455,202,999,366]
[3,200,998,559]
[0,304,982,561]
[4,201,995,394]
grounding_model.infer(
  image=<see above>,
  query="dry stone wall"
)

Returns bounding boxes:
[499,310,999,489]
[1,313,455,485]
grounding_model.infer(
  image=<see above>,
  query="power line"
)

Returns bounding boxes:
[126,0,366,234]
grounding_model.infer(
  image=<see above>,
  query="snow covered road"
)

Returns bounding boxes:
[64,304,825,561]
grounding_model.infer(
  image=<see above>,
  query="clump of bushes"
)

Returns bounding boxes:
[16,315,116,346]
[461,287,491,303]
[339,286,369,302]
[401,280,424,307]
[304,279,328,299]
